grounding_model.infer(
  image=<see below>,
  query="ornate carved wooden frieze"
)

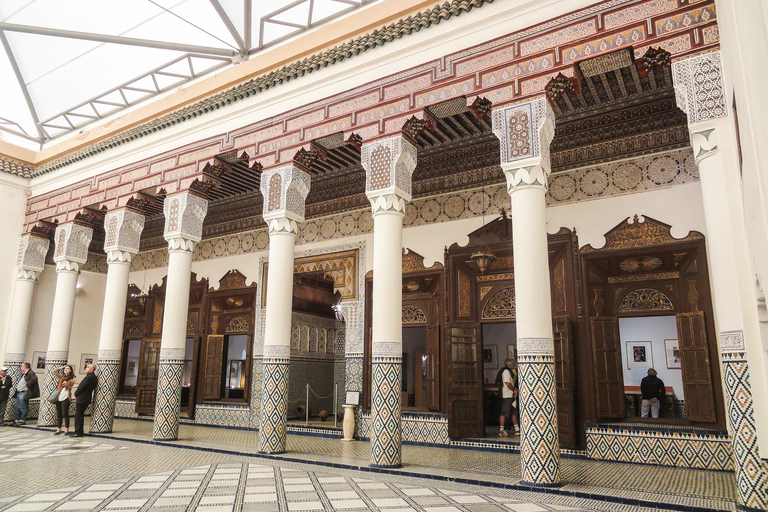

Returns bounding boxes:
[581,215,703,253]
[482,286,516,319]
[618,288,674,312]
[402,305,428,325]
[403,248,443,273]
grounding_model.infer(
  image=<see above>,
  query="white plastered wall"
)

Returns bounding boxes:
[23,267,107,371]
[0,175,31,364]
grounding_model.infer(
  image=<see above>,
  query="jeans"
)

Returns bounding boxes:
[641,398,660,418]
[56,398,71,429]
[13,391,28,422]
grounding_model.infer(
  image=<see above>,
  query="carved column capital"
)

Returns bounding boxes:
[260,164,311,225]
[492,97,554,193]
[16,268,41,281]
[163,191,208,244]
[106,250,134,264]
[166,236,196,254]
[361,135,417,215]
[16,233,49,278]
[104,209,145,256]
[266,217,300,236]
[53,223,93,272]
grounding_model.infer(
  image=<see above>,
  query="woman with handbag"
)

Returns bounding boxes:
[51,365,76,435]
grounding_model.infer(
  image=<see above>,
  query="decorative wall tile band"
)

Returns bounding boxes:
[370,359,402,467]
[90,361,120,433]
[345,357,363,393]
[2,360,22,423]
[586,424,733,470]
[194,402,251,428]
[114,398,139,419]
[152,361,184,440]
[250,356,263,428]
[259,361,288,453]
[37,357,68,427]
[721,350,768,510]
[519,359,561,485]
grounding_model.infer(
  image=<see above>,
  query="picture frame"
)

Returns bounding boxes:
[482,345,498,368]
[33,351,46,370]
[507,344,516,360]
[626,341,653,370]
[80,353,97,373]
[664,339,681,369]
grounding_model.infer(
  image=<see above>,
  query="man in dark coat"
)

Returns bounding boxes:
[72,363,98,437]
[13,363,38,425]
[640,368,665,419]
[0,367,12,425]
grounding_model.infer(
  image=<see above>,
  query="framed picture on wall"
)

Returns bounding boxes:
[80,353,97,373]
[33,351,46,370]
[626,341,653,370]
[664,339,681,369]
[482,346,498,368]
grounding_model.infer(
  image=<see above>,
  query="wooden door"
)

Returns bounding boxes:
[425,323,440,411]
[446,323,484,439]
[202,335,224,401]
[590,317,624,418]
[676,312,716,422]
[553,316,576,448]
[135,339,160,414]
[414,350,426,409]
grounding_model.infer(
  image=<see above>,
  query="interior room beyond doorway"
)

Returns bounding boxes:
[482,322,517,438]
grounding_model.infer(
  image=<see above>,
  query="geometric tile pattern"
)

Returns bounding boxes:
[258,361,288,454]
[0,429,128,462]
[360,410,449,446]
[152,359,185,440]
[89,359,120,433]
[194,402,250,428]
[345,356,363,394]
[586,424,732,470]
[518,352,561,487]
[720,333,768,510]
[1,355,23,423]
[114,398,139,419]
[249,355,263,428]
[370,358,402,467]
[37,356,68,427]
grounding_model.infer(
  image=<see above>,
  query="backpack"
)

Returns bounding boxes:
[495,367,509,394]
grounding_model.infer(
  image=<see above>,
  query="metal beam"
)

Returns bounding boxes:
[244,0,252,50]
[0,22,236,57]
[0,30,45,141]
[209,0,246,52]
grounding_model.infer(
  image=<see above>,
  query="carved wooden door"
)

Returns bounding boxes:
[553,316,576,448]
[426,323,440,411]
[676,312,716,422]
[590,317,624,418]
[135,339,160,414]
[446,322,484,438]
[186,337,201,418]
[202,335,224,401]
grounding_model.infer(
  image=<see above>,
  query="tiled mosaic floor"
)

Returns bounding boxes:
[0,429,128,461]
[1,422,738,511]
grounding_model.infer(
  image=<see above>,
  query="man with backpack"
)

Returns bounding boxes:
[496,357,519,437]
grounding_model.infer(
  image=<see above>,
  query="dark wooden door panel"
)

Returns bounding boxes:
[135,339,160,415]
[676,312,716,423]
[426,324,440,411]
[553,316,576,448]
[590,317,624,418]
[446,323,483,439]
[203,335,224,401]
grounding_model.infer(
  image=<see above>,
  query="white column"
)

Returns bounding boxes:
[38,223,93,427]
[674,51,768,510]
[153,191,207,440]
[91,208,145,433]
[361,134,418,468]
[257,164,310,454]
[493,98,561,486]
[2,233,49,422]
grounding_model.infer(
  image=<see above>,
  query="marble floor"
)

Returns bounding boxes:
[0,420,737,512]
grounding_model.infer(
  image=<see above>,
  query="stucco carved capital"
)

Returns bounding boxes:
[166,236,196,254]
[266,217,300,236]
[16,234,49,274]
[492,97,554,168]
[55,259,80,274]
[163,191,208,243]
[260,165,311,224]
[690,124,720,164]
[361,135,417,201]
[53,223,93,266]
[672,51,726,125]
[104,209,145,254]
[367,192,408,216]
[16,268,41,281]
[502,161,550,192]
[106,250,133,264]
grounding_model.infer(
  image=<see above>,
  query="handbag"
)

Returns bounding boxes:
[47,389,60,403]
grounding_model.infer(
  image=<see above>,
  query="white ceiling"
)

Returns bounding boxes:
[0,0,374,149]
